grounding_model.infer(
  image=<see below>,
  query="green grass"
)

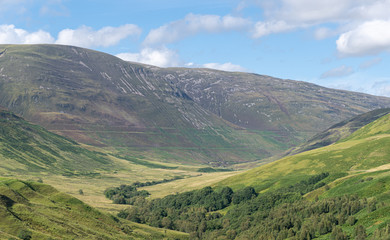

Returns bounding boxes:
[0,110,113,175]
[216,113,390,192]
[0,178,188,239]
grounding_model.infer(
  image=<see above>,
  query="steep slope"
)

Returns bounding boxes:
[156,67,390,143]
[0,108,112,175]
[1,44,390,165]
[216,110,390,191]
[286,108,390,155]
[0,178,188,239]
[0,44,283,165]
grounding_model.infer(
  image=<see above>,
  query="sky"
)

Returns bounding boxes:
[1,0,390,97]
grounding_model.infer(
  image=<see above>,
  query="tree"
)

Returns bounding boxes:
[331,226,348,240]
[355,225,367,240]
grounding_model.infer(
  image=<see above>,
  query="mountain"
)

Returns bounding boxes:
[1,44,390,165]
[0,108,114,176]
[0,178,188,239]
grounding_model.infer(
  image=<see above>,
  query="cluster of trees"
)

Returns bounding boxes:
[104,177,185,204]
[131,176,184,188]
[112,172,389,239]
[210,194,370,239]
[197,167,233,173]
[116,173,356,238]
[104,184,150,204]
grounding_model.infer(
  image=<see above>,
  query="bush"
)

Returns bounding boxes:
[17,229,32,240]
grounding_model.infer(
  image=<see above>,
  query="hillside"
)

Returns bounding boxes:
[0,109,113,176]
[0,178,188,239]
[1,44,390,165]
[0,107,240,215]
[216,110,390,191]
[286,108,390,156]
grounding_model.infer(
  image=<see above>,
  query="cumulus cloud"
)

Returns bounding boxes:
[336,20,390,56]
[0,24,54,44]
[248,0,390,57]
[320,65,354,79]
[251,0,354,39]
[143,13,251,46]
[56,24,141,48]
[202,62,247,72]
[0,24,142,49]
[116,47,180,67]
[252,20,295,38]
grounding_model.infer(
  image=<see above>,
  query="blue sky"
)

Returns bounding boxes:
[1,0,390,97]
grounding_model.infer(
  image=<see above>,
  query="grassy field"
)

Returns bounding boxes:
[0,178,188,239]
[2,152,239,214]
[140,171,241,199]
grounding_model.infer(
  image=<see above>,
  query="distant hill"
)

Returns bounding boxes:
[216,109,390,191]
[1,44,390,165]
[0,178,188,239]
[286,108,390,156]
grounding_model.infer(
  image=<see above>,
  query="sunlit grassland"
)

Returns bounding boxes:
[0,178,189,239]
[216,114,390,192]
[140,171,241,199]
[1,152,238,213]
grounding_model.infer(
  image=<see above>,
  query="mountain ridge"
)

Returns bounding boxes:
[1,44,390,165]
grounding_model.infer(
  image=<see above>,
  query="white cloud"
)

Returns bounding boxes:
[271,0,353,24]
[249,0,390,57]
[143,13,251,46]
[320,65,354,79]
[252,20,295,38]
[0,24,54,44]
[314,27,337,40]
[116,48,247,72]
[251,0,352,39]
[202,62,247,72]
[0,24,141,48]
[336,20,390,56]
[116,47,180,67]
[56,24,141,48]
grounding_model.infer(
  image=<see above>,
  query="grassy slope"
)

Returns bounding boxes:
[0,109,113,175]
[0,178,188,239]
[212,111,390,238]
[216,112,390,192]
[286,108,390,156]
